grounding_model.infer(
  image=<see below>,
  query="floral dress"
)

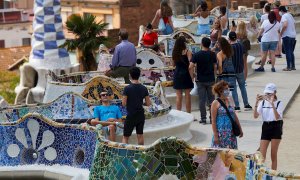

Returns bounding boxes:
[211,105,237,149]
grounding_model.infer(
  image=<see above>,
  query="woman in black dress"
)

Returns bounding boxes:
[172,36,194,113]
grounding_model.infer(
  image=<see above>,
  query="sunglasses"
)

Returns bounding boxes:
[101,94,109,97]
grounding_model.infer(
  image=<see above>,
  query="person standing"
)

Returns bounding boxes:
[228,32,252,111]
[279,6,297,71]
[189,37,217,124]
[151,0,174,35]
[122,67,151,145]
[193,1,210,36]
[210,19,222,50]
[219,6,229,35]
[91,90,123,142]
[172,36,194,113]
[254,83,283,170]
[106,29,136,84]
[273,1,283,58]
[211,80,243,149]
[255,11,281,72]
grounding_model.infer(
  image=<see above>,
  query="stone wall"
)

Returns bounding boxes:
[0,46,31,72]
[120,0,160,45]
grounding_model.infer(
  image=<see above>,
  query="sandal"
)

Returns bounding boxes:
[282,68,291,71]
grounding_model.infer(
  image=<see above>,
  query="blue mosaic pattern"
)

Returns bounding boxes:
[29,0,71,69]
[0,114,97,169]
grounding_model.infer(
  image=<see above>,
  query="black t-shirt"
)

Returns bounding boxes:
[191,50,217,82]
[123,83,149,115]
[231,42,245,74]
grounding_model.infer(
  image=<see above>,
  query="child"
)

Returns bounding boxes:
[122,67,151,145]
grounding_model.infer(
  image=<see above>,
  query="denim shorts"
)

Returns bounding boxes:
[261,41,278,51]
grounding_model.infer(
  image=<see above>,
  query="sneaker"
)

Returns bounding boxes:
[291,67,296,70]
[234,107,241,112]
[200,119,206,124]
[271,67,276,72]
[275,54,282,58]
[244,104,253,111]
[255,67,265,72]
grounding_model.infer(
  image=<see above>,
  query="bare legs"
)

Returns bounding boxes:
[261,50,276,69]
[260,139,281,170]
[122,134,144,145]
[176,89,192,113]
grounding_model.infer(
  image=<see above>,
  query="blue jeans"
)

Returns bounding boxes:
[232,72,249,107]
[282,36,296,69]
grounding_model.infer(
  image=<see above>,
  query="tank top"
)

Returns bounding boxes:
[197,16,210,25]
[222,57,235,74]
[210,29,219,42]
[163,17,169,24]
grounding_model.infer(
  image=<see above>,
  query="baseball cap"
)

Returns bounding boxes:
[228,31,237,41]
[264,83,277,94]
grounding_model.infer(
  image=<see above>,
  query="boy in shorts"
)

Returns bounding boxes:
[122,67,151,145]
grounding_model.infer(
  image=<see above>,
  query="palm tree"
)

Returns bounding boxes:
[61,14,108,71]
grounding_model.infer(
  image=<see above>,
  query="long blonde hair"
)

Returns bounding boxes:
[249,16,258,27]
[236,21,247,39]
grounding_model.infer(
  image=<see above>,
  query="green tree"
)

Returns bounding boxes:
[61,14,108,71]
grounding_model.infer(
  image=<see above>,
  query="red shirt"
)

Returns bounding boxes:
[142,32,158,46]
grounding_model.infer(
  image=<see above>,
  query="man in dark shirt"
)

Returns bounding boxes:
[106,29,136,84]
[122,67,151,145]
[228,32,252,111]
[189,37,217,124]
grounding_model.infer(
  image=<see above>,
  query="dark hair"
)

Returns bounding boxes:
[201,37,211,48]
[200,1,208,11]
[129,67,141,80]
[119,29,128,40]
[172,36,187,63]
[220,6,226,15]
[212,80,229,97]
[268,11,277,24]
[279,6,287,12]
[264,4,271,13]
[146,23,153,30]
[218,37,233,58]
[160,0,173,17]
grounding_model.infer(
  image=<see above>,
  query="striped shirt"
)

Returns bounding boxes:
[231,42,245,74]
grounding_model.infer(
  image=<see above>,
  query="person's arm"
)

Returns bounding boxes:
[257,28,264,38]
[194,5,201,14]
[217,52,223,74]
[91,120,116,126]
[111,46,119,68]
[280,21,288,37]
[254,95,263,119]
[220,16,227,30]
[189,62,196,80]
[122,95,127,107]
[187,50,192,61]
[168,16,174,29]
[151,10,160,26]
[211,100,219,144]
[145,96,151,106]
[266,95,282,120]
[233,112,243,138]
[217,29,222,39]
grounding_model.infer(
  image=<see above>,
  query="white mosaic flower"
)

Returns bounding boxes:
[7,119,57,163]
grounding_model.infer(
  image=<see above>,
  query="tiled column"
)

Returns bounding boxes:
[29,0,71,70]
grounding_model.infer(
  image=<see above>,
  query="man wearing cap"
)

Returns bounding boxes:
[228,31,252,111]
[106,29,137,84]
[90,90,123,142]
[254,83,283,170]
[279,6,297,71]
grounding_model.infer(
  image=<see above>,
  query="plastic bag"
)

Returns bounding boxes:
[190,81,198,96]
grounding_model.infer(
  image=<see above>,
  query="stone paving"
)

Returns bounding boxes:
[187,33,300,155]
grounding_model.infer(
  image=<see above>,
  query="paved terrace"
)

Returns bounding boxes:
[185,33,300,172]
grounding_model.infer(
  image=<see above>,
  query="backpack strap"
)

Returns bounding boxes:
[276,101,281,109]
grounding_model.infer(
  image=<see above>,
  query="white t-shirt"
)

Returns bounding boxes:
[260,13,268,23]
[281,13,296,38]
[257,100,283,122]
[260,20,281,42]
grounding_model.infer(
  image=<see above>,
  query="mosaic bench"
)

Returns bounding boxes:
[90,127,300,179]
[0,113,97,169]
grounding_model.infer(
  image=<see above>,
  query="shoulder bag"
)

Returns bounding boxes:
[217,98,241,136]
[257,22,277,43]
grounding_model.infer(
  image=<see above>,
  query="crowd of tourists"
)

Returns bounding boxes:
[84,0,296,170]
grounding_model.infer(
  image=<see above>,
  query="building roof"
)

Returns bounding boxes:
[0,46,31,72]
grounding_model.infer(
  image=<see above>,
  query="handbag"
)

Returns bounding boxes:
[257,22,277,43]
[217,98,241,136]
[190,81,198,96]
[158,18,166,32]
